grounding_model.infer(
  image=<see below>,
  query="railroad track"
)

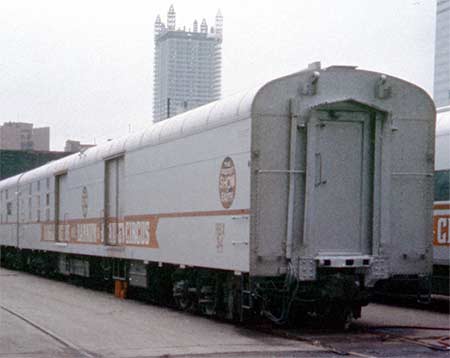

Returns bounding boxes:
[249,322,450,358]
[1,268,449,358]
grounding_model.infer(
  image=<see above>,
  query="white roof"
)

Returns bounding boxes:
[0,87,259,190]
[437,106,450,136]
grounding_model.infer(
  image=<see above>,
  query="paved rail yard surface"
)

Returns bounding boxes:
[0,268,449,358]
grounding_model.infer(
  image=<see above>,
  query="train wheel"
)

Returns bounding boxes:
[199,285,216,316]
[173,280,194,311]
[326,304,354,330]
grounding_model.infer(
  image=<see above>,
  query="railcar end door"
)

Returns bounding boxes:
[304,107,374,255]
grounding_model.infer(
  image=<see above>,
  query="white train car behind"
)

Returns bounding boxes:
[0,64,435,325]
[433,106,450,295]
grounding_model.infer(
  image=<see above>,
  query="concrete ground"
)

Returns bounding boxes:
[0,268,449,358]
[0,268,324,358]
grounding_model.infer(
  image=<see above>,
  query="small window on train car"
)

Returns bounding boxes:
[46,193,50,206]
[5,189,8,200]
[6,202,12,215]
[35,195,40,222]
[28,184,32,195]
[28,197,32,221]
[435,170,450,201]
[37,181,41,192]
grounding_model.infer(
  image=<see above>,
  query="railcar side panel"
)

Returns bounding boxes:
[2,117,251,273]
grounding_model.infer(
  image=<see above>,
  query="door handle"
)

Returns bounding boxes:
[315,153,327,186]
[315,153,322,186]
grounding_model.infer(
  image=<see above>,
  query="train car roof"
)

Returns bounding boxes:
[0,65,436,189]
[1,86,259,188]
[436,106,450,136]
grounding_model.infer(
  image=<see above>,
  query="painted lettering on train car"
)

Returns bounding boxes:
[77,223,99,243]
[434,215,450,246]
[42,218,157,247]
[125,221,150,245]
[81,187,88,218]
[216,223,224,253]
[219,157,236,209]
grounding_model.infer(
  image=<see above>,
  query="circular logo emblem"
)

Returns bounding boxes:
[81,186,88,218]
[219,157,236,209]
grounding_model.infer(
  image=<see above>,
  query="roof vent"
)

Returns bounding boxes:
[327,65,358,70]
[308,61,321,70]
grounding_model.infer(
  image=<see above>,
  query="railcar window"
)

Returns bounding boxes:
[36,195,40,222]
[28,184,32,195]
[45,193,50,221]
[5,189,8,200]
[28,197,32,221]
[6,202,12,216]
[37,181,41,192]
[435,170,450,201]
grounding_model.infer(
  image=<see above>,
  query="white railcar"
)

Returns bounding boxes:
[0,64,435,325]
[432,106,450,294]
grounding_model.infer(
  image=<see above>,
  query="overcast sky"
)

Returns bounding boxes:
[1,0,436,150]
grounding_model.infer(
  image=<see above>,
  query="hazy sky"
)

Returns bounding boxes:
[1,0,436,150]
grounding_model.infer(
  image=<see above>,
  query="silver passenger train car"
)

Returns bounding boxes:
[0,64,435,325]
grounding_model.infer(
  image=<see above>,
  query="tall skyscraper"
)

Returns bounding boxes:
[153,5,223,122]
[434,0,450,108]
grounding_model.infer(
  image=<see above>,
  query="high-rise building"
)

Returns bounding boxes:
[153,5,223,122]
[0,122,50,151]
[434,0,450,108]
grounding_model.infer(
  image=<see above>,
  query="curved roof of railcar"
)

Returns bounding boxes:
[437,106,450,136]
[0,65,436,189]
[0,87,259,188]
[435,107,450,171]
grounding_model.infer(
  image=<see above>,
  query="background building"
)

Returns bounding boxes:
[434,0,450,108]
[0,150,69,180]
[64,140,96,153]
[153,5,223,122]
[0,122,50,151]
